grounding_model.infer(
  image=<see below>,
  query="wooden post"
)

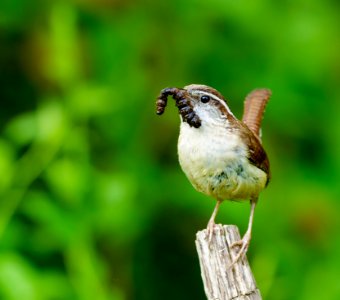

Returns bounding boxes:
[195,224,262,300]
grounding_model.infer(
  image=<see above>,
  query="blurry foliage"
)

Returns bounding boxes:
[0,0,340,299]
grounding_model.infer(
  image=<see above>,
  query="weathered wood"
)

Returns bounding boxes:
[195,224,262,300]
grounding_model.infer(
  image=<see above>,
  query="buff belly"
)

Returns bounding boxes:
[178,122,267,201]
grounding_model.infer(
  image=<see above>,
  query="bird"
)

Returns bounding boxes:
[156,84,271,263]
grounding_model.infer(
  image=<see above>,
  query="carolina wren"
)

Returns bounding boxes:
[156,84,271,262]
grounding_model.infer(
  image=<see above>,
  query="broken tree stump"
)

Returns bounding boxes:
[195,224,262,300]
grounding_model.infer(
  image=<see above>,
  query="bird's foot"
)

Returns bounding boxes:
[206,219,216,243]
[229,231,251,267]
[206,200,222,243]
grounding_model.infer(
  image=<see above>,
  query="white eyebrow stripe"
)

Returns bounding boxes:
[192,90,235,116]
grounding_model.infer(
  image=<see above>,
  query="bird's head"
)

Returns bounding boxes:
[156,84,234,128]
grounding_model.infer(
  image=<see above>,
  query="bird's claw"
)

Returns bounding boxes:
[229,232,251,267]
[206,220,216,243]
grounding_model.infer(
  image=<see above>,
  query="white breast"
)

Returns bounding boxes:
[177,119,267,201]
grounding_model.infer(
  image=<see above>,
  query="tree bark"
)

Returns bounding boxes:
[195,224,262,300]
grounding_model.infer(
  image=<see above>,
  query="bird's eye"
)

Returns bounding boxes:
[200,95,210,103]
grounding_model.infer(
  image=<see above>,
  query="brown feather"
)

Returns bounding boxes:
[237,120,271,185]
[242,89,271,139]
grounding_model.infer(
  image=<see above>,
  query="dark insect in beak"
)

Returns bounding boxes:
[156,87,201,128]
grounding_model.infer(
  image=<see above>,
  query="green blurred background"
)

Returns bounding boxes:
[1,0,340,299]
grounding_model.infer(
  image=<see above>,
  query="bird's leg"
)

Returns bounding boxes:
[230,199,257,266]
[207,199,222,242]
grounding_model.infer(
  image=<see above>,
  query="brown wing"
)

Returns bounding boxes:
[238,121,271,185]
[242,89,271,140]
